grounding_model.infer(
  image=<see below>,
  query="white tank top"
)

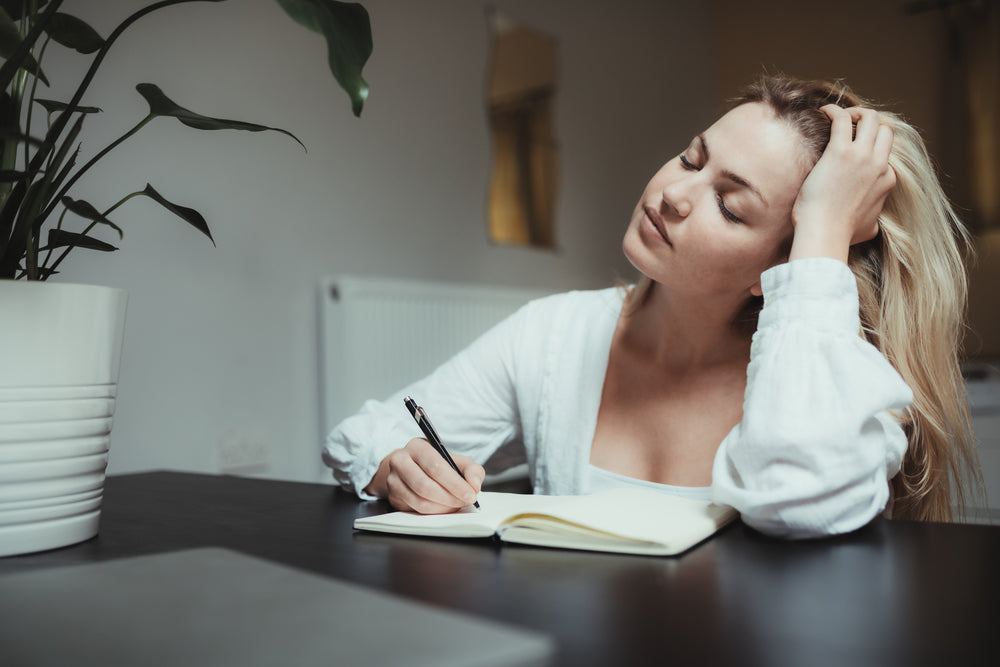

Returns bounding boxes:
[586,464,713,501]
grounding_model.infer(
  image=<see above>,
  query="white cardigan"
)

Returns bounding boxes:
[323,258,913,538]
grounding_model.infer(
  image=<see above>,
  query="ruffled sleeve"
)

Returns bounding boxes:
[711,258,913,538]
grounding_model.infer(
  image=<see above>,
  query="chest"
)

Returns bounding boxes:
[588,344,748,486]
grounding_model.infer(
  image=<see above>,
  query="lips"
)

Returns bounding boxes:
[643,206,671,246]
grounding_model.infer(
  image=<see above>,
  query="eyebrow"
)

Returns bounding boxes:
[698,134,768,207]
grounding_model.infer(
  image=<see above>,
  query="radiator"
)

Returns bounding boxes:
[318,275,552,478]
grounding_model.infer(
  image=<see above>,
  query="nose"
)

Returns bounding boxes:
[661,179,692,219]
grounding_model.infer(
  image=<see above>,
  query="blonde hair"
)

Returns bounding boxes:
[734,75,983,521]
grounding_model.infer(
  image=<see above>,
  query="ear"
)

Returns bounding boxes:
[750,280,764,298]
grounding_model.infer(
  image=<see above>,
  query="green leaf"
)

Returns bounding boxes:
[44,13,104,54]
[34,98,101,114]
[0,1,52,22]
[47,228,117,252]
[61,196,123,239]
[0,7,48,85]
[135,83,305,151]
[274,0,372,117]
[140,183,215,245]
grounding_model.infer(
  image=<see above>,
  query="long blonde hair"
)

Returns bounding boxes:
[734,75,982,521]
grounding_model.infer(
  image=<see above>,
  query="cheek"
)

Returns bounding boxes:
[692,228,785,278]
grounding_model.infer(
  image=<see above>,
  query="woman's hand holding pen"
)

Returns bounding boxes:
[365,439,486,514]
[790,104,896,264]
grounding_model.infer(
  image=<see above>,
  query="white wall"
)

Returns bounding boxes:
[44,0,713,481]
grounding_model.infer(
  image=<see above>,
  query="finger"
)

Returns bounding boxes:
[847,107,881,147]
[386,472,462,514]
[874,123,894,164]
[820,104,853,145]
[408,440,479,505]
[390,447,468,510]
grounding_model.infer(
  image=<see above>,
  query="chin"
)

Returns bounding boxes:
[621,223,654,278]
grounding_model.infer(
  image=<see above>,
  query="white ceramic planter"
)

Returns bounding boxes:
[0,281,127,557]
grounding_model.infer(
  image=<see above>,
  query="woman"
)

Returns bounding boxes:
[325,75,981,538]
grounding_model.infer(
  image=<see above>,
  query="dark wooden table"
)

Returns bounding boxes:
[2,471,998,666]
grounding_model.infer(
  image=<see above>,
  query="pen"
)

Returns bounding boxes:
[403,396,481,509]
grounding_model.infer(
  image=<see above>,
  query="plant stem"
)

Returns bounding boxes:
[0,0,222,278]
[42,114,154,222]
[24,36,51,175]
[39,204,71,269]
[25,217,36,279]
[44,190,143,276]
[35,0,220,223]
[41,0,214,171]
[0,0,62,93]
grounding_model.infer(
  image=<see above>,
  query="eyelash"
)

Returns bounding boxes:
[678,153,744,224]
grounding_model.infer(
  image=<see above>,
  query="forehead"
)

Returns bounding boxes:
[703,102,810,208]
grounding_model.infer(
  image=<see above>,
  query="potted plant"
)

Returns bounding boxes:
[0,0,372,556]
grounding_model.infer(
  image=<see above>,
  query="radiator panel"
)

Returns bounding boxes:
[318,275,551,470]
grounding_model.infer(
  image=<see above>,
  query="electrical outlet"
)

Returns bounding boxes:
[217,429,269,475]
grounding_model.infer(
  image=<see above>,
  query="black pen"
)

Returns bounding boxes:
[403,396,480,509]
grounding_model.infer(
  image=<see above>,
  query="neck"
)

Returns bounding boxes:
[623,282,754,373]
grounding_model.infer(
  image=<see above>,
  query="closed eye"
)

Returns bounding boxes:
[679,154,743,223]
[716,194,743,224]
[679,154,698,171]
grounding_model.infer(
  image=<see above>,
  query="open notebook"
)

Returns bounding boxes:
[354,488,738,556]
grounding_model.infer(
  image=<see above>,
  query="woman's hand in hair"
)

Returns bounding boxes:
[364,438,485,514]
[789,104,896,263]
